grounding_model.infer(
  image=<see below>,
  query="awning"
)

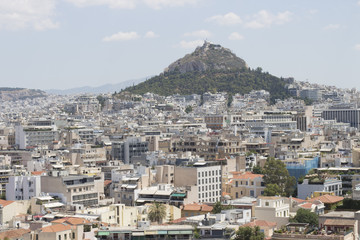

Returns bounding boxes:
[97,232,110,236]
[171,193,186,197]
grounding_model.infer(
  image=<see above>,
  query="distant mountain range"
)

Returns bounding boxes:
[123,41,292,103]
[0,88,46,101]
[45,77,147,95]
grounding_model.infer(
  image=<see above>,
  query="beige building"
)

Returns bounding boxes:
[255,196,290,228]
[155,165,174,184]
[24,223,83,240]
[0,199,30,224]
[227,172,265,199]
[41,172,104,207]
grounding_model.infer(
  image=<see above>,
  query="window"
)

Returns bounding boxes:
[265,202,269,206]
[235,181,238,187]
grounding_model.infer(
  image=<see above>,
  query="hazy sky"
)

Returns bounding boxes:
[0,0,360,90]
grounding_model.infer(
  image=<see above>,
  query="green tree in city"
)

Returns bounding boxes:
[148,201,167,224]
[234,226,264,240]
[252,164,263,174]
[185,105,193,114]
[212,201,223,214]
[291,208,318,227]
[263,158,296,197]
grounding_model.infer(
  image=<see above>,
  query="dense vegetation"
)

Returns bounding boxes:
[263,158,296,197]
[290,209,318,227]
[234,226,265,240]
[123,68,292,103]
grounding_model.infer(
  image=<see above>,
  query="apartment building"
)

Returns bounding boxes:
[174,161,222,203]
[6,175,41,200]
[228,172,265,199]
[41,171,104,207]
[15,125,59,149]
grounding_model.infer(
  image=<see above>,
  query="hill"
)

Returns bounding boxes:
[45,77,147,95]
[0,88,46,101]
[123,41,291,102]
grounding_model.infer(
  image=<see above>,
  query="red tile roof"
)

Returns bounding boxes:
[182,203,213,212]
[0,229,30,239]
[299,202,313,209]
[233,172,263,180]
[41,223,73,233]
[0,199,14,207]
[311,195,343,204]
[32,171,46,176]
[51,217,90,225]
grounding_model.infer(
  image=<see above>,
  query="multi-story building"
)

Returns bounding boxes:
[174,161,222,203]
[228,172,265,199]
[255,196,290,228]
[322,108,360,128]
[0,169,12,197]
[6,175,41,200]
[297,178,342,200]
[111,137,149,164]
[15,125,59,149]
[41,171,104,207]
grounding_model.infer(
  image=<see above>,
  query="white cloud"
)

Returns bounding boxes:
[143,0,199,10]
[103,32,139,42]
[206,12,242,25]
[355,44,360,51]
[0,0,58,30]
[64,0,137,9]
[179,39,203,49]
[184,30,211,38]
[145,31,159,38]
[324,24,340,30]
[228,32,244,40]
[245,10,293,29]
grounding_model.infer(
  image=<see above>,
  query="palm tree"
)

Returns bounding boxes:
[148,201,166,224]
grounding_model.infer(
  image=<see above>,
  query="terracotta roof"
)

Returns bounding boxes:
[51,217,90,225]
[324,219,356,226]
[233,172,263,180]
[169,217,187,224]
[0,199,14,207]
[182,203,213,212]
[311,195,343,204]
[41,223,73,233]
[299,203,313,209]
[243,220,277,228]
[32,171,46,176]
[291,197,306,203]
[0,229,31,239]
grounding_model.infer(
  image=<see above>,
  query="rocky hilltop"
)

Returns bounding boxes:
[0,88,47,101]
[123,42,291,102]
[165,41,248,73]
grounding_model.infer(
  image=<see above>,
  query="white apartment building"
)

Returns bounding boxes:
[297,178,342,200]
[15,125,59,149]
[255,196,290,228]
[6,175,41,200]
[174,162,222,203]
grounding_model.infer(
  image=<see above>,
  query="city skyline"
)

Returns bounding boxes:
[0,0,359,90]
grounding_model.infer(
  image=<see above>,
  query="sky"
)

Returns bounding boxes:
[0,0,360,90]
